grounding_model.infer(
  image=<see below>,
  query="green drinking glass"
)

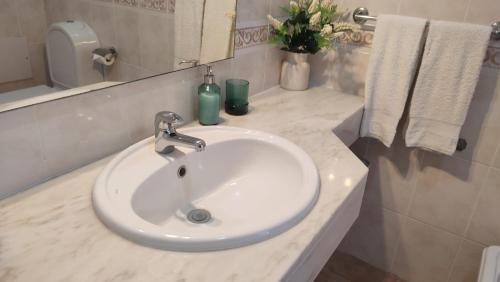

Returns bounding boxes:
[225,79,249,115]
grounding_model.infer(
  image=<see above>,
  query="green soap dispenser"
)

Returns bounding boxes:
[198,65,221,125]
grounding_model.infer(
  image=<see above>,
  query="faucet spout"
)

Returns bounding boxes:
[154,111,207,154]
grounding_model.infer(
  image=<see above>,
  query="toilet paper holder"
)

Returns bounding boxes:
[92,47,117,66]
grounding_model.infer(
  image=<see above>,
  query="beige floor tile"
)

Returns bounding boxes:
[466,168,500,245]
[448,240,486,282]
[391,219,461,282]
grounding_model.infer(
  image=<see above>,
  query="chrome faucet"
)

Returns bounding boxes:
[154,111,206,154]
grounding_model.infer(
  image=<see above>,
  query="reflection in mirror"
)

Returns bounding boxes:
[0,0,236,112]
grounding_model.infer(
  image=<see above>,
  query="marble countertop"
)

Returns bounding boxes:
[0,86,368,282]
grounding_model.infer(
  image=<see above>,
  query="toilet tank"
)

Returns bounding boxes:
[46,21,102,89]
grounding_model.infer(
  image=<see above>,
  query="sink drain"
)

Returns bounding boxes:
[177,165,187,178]
[187,209,212,224]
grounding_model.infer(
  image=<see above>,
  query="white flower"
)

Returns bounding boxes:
[298,0,310,8]
[309,11,321,29]
[308,0,319,14]
[267,15,283,29]
[321,0,333,9]
[290,1,299,9]
[333,22,354,33]
[320,24,333,37]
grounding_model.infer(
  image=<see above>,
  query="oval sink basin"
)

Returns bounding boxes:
[93,126,319,251]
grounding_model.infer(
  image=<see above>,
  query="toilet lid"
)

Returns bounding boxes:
[478,246,500,282]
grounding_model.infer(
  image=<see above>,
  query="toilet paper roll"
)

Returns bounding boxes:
[92,53,115,66]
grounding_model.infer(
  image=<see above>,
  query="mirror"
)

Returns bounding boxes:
[0,0,237,112]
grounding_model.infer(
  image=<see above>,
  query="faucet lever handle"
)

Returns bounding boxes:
[156,111,183,123]
[155,111,183,136]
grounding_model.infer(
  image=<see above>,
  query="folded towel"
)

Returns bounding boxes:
[174,0,204,70]
[405,21,492,155]
[360,15,428,147]
[200,0,237,64]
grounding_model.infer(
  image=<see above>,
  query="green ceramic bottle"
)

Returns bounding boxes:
[198,65,221,125]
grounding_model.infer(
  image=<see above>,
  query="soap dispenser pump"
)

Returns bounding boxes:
[198,65,221,125]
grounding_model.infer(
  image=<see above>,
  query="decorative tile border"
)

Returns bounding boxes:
[339,30,373,47]
[167,0,175,13]
[337,30,499,69]
[114,0,138,8]
[235,25,269,49]
[108,0,173,13]
[140,0,168,12]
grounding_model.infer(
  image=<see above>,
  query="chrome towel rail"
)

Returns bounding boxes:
[352,7,500,40]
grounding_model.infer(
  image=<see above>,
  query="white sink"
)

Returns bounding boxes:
[93,126,319,251]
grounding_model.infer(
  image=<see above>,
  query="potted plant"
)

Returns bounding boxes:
[268,0,353,91]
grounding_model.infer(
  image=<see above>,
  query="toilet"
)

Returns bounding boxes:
[478,246,500,282]
[45,20,102,89]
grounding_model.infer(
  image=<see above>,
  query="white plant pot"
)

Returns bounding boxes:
[280,52,310,91]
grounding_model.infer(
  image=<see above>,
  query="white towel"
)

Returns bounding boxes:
[200,0,237,64]
[405,21,492,155]
[174,0,204,70]
[360,15,428,147]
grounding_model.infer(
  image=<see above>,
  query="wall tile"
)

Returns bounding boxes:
[342,0,400,18]
[362,137,419,214]
[409,153,488,235]
[448,240,486,282]
[113,7,141,66]
[455,68,500,165]
[493,147,500,169]
[138,13,174,74]
[232,46,268,95]
[35,90,131,177]
[119,62,148,82]
[309,47,371,96]
[466,168,500,246]
[0,0,21,37]
[71,1,93,28]
[263,46,285,91]
[339,206,404,272]
[269,0,289,18]
[237,0,269,24]
[465,0,500,25]
[90,3,116,47]
[44,0,74,24]
[0,106,47,199]
[16,0,48,44]
[118,67,201,142]
[399,0,469,21]
[28,43,48,86]
[391,219,461,282]
[211,58,234,104]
